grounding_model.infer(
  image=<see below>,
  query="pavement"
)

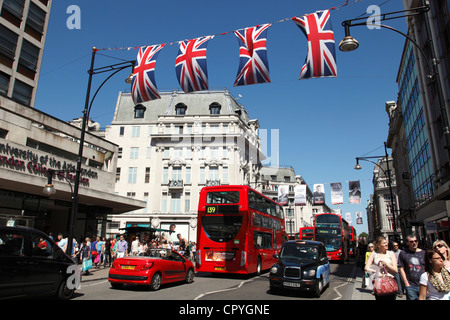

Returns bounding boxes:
[80,263,407,300]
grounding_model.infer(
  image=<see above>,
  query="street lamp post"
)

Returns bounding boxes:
[62,47,135,257]
[354,142,398,240]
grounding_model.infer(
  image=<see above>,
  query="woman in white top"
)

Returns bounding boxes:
[419,249,450,300]
[365,236,398,300]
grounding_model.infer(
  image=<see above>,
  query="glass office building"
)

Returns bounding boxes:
[397,41,434,207]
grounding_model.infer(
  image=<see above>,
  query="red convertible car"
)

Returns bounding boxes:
[108,248,195,290]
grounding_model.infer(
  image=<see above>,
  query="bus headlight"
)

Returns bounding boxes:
[270,266,278,274]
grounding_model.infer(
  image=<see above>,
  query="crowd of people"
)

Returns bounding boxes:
[53,231,196,276]
[357,235,450,300]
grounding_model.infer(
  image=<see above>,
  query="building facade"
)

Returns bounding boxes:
[105,90,263,242]
[0,0,51,107]
[260,166,332,238]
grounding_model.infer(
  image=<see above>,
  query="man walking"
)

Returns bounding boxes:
[116,235,128,258]
[398,235,425,300]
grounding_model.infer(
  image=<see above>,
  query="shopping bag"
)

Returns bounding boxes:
[82,258,92,271]
[373,262,398,296]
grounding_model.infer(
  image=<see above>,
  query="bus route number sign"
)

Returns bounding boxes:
[206,206,217,214]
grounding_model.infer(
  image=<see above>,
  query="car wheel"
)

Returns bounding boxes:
[185,268,194,284]
[150,272,162,291]
[315,277,323,298]
[56,279,74,300]
[256,257,262,276]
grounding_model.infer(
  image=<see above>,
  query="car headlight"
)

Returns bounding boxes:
[303,269,316,278]
[270,266,278,274]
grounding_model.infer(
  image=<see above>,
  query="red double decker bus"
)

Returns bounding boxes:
[349,226,357,257]
[314,213,349,263]
[299,227,314,240]
[196,185,286,275]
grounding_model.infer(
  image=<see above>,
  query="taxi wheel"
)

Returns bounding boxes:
[56,279,74,300]
[314,276,323,298]
[150,272,162,291]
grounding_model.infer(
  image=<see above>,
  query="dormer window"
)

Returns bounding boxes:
[134,104,146,118]
[209,102,221,115]
[175,103,187,115]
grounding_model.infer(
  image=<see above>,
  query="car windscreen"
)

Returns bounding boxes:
[280,243,318,260]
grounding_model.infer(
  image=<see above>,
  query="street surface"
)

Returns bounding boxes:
[74,258,358,301]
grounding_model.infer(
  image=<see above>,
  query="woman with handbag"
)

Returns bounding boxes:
[419,249,450,300]
[80,238,92,275]
[365,236,398,300]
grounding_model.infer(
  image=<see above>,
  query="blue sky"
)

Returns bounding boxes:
[34,0,408,237]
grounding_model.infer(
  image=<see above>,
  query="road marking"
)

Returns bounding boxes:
[333,264,357,300]
[194,277,257,300]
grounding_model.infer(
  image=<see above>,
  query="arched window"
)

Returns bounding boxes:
[175,103,187,115]
[209,102,221,115]
[134,104,146,118]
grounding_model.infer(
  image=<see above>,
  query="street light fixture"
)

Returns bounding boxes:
[50,47,135,257]
[354,142,398,240]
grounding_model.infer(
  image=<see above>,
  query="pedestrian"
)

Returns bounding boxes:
[116,234,128,258]
[362,243,374,289]
[104,237,112,267]
[131,236,139,256]
[80,239,92,275]
[419,249,450,300]
[57,233,68,253]
[95,237,104,267]
[398,234,426,300]
[432,240,450,269]
[392,241,405,297]
[365,236,398,300]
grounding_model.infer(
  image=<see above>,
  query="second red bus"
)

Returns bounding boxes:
[314,213,349,263]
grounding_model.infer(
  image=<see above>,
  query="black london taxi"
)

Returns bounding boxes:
[0,226,79,299]
[269,240,330,297]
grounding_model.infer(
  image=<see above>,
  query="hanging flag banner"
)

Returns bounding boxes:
[278,184,289,205]
[330,182,343,205]
[292,10,337,79]
[132,44,165,103]
[345,212,352,225]
[294,184,307,205]
[349,180,361,204]
[234,23,271,86]
[313,184,325,204]
[175,36,214,93]
[356,211,363,225]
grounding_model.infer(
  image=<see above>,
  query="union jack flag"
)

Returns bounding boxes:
[175,36,214,93]
[234,23,271,87]
[292,10,337,79]
[131,44,165,104]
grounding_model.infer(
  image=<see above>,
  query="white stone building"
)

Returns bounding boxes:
[105,90,263,242]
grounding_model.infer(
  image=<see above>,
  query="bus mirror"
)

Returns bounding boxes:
[272,254,279,259]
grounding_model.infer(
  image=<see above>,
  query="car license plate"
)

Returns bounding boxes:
[121,265,135,270]
[215,266,226,271]
[283,281,301,288]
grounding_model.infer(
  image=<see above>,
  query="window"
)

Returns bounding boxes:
[127,192,136,198]
[200,167,205,183]
[12,79,32,105]
[222,166,228,184]
[1,0,25,28]
[162,167,169,183]
[145,167,150,183]
[116,168,121,182]
[146,146,152,159]
[0,71,10,96]
[175,103,187,115]
[118,147,122,158]
[128,167,137,183]
[131,126,140,137]
[209,102,221,114]
[17,39,40,79]
[25,2,46,41]
[0,25,19,68]
[185,167,191,184]
[172,167,182,180]
[171,193,181,213]
[209,167,219,180]
[0,230,25,257]
[185,192,190,212]
[134,104,146,118]
[119,126,125,136]
[31,233,53,258]
[130,147,139,159]
[161,193,168,213]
